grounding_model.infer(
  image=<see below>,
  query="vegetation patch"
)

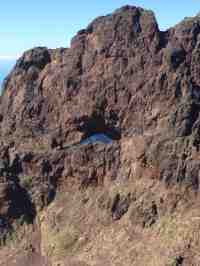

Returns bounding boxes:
[20,175,33,189]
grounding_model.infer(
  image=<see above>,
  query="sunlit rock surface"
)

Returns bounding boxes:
[1,5,200,266]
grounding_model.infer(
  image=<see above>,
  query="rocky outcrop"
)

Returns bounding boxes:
[1,5,200,265]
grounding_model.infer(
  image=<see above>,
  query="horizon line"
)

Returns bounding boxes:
[0,55,20,60]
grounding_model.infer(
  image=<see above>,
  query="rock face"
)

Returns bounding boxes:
[1,5,200,265]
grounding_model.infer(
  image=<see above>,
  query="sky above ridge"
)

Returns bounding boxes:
[1,0,200,59]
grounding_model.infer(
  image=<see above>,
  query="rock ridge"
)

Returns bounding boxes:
[1,5,200,266]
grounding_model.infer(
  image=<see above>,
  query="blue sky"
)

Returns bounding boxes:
[1,1,200,59]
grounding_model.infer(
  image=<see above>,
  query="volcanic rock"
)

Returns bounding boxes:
[1,5,200,266]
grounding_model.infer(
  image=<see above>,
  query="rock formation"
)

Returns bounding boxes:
[0,5,200,265]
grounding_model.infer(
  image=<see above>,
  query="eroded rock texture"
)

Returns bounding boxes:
[1,5,200,266]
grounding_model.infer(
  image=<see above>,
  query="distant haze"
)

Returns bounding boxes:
[0,59,16,89]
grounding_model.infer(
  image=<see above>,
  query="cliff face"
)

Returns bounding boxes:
[1,5,200,265]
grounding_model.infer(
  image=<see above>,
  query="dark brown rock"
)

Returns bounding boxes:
[1,5,200,266]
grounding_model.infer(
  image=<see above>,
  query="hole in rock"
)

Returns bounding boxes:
[77,110,121,145]
[80,133,112,145]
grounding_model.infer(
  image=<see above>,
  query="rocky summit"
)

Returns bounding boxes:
[1,5,200,265]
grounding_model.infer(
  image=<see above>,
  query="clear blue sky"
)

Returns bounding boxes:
[1,1,200,58]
